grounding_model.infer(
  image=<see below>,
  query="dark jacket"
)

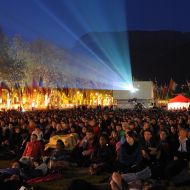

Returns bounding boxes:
[174,138,190,160]
[118,138,141,166]
[91,144,114,164]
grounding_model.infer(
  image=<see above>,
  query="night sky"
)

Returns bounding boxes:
[0,0,190,83]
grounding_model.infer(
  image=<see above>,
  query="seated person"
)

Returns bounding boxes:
[48,139,71,170]
[72,128,96,166]
[140,130,159,167]
[116,131,141,172]
[0,161,21,181]
[21,134,43,160]
[157,130,171,165]
[165,127,190,179]
[89,135,115,175]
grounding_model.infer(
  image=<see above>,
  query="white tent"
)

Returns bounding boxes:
[168,94,190,110]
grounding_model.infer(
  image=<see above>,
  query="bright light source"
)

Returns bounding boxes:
[129,87,139,93]
[113,82,139,92]
[128,85,139,93]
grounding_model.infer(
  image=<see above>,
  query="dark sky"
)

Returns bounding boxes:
[1,0,190,47]
[0,0,190,83]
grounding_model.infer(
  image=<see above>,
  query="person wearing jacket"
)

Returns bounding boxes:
[116,131,141,172]
[165,127,190,179]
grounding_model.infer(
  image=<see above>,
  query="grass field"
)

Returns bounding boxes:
[0,160,109,190]
[0,160,190,190]
[32,167,110,190]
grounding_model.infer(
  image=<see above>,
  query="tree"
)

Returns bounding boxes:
[0,27,12,82]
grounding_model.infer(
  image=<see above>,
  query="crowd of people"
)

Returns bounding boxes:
[0,106,190,190]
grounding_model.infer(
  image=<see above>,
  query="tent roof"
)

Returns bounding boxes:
[168,94,190,103]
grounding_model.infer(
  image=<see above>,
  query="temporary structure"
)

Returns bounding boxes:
[168,94,190,110]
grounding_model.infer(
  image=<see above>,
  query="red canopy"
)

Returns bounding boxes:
[168,94,190,103]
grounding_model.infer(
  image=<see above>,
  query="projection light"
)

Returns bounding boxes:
[112,82,138,91]
[129,86,139,93]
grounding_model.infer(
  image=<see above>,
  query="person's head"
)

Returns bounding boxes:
[35,125,41,132]
[70,126,76,133]
[143,122,150,130]
[30,134,38,142]
[86,129,94,140]
[40,118,44,123]
[56,139,65,150]
[56,123,62,131]
[11,161,20,169]
[111,130,118,139]
[151,118,157,125]
[170,126,176,134]
[116,124,122,132]
[126,131,136,145]
[15,127,21,134]
[8,123,13,129]
[89,119,96,127]
[159,130,167,141]
[143,130,152,141]
[99,135,108,146]
[33,159,41,167]
[103,114,108,120]
[128,122,136,130]
[10,174,20,181]
[169,119,174,126]
[82,126,87,134]
[179,128,188,140]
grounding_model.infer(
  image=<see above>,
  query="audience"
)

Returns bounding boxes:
[0,106,189,190]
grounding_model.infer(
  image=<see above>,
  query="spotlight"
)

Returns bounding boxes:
[128,86,139,93]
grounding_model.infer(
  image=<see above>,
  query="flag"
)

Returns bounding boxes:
[39,76,43,87]
[168,78,177,91]
[89,80,96,89]
[14,82,20,90]
[47,88,51,97]
[24,82,31,95]
[159,86,163,99]
[83,89,87,99]
[187,80,190,90]
[32,78,37,89]
[153,80,159,98]
[162,85,168,99]
[76,79,80,89]
[63,83,69,96]
[0,81,10,92]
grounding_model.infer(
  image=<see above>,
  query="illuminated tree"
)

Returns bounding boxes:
[0,27,12,82]
[7,35,28,85]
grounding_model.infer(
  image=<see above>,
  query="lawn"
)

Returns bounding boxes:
[0,160,190,190]
[0,160,109,190]
[32,167,109,190]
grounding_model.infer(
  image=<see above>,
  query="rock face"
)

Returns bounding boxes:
[74,31,190,83]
